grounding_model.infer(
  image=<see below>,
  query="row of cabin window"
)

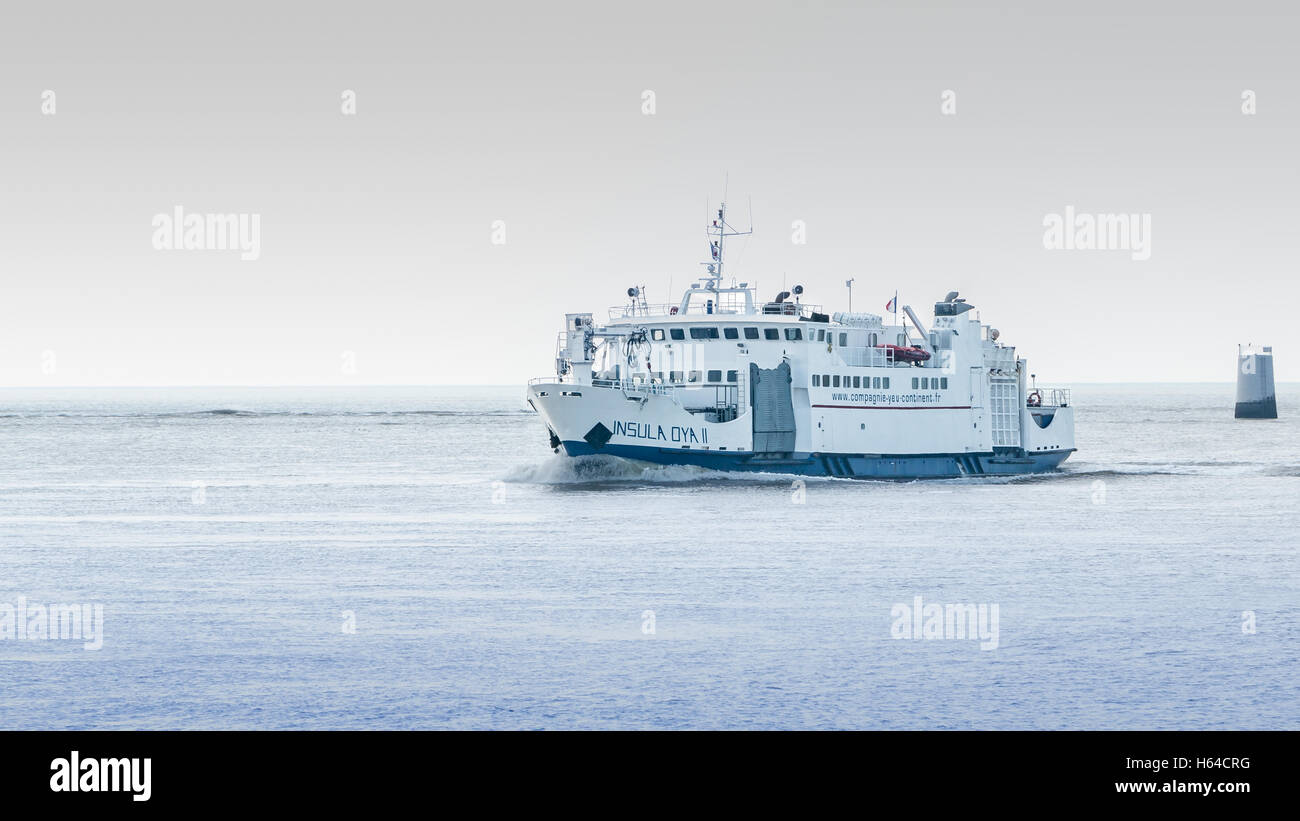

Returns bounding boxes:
[648,326,902,347]
[650,326,801,342]
[651,370,740,384]
[813,374,892,389]
[810,375,949,390]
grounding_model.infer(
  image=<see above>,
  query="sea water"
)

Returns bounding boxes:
[0,384,1296,729]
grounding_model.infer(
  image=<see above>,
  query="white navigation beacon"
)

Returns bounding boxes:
[524,196,1077,478]
[1235,344,1278,419]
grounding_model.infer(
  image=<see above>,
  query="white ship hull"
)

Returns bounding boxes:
[528,375,1075,479]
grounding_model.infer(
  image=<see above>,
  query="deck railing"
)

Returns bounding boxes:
[590,378,678,397]
[607,301,824,320]
[1027,387,1070,408]
[608,303,683,319]
[836,346,931,368]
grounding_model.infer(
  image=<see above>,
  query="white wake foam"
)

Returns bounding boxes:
[502,454,825,485]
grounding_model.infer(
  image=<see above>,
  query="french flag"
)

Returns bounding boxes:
[885,296,896,313]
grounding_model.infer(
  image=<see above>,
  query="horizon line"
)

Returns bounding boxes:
[0,381,1294,389]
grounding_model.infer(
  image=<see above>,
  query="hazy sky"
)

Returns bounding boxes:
[1,0,1296,386]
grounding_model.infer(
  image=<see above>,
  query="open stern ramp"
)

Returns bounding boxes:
[750,362,796,455]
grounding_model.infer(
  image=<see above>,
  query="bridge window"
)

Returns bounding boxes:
[883,377,890,389]
[690,327,719,340]
[785,328,803,341]
[873,377,881,389]
[912,377,919,389]
[822,374,830,385]
[940,377,948,389]
[723,327,739,340]
[670,328,685,340]
[727,370,738,382]
[832,375,840,387]
[744,327,760,339]
[764,328,779,340]
[670,370,683,382]
[707,369,722,382]
[839,333,848,346]
[852,376,861,388]
[816,329,825,342]
[813,374,820,387]
[650,328,665,341]
[921,377,928,389]
[688,370,701,383]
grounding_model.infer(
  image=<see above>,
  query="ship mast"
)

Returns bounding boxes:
[701,199,752,292]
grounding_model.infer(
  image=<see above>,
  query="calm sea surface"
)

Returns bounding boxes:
[1,384,1296,729]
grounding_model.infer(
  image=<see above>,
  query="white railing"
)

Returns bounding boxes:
[590,378,678,397]
[836,346,929,368]
[760,302,823,317]
[606,301,825,320]
[528,375,678,397]
[1027,387,1070,408]
[608,303,681,319]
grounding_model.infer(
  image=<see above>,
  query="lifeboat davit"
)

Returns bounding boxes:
[877,344,931,364]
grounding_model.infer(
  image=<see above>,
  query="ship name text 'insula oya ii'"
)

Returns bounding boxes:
[526,200,1076,478]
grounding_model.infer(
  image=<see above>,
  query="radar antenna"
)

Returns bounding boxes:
[701,199,752,292]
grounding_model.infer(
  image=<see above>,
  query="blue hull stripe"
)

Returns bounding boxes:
[560,441,1074,478]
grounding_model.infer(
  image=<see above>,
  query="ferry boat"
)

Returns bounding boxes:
[525,201,1076,478]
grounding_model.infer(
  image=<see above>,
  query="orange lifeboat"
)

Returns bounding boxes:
[877,344,931,364]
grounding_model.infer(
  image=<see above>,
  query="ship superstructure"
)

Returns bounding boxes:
[525,201,1075,478]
